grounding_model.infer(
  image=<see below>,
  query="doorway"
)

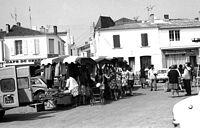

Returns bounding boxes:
[140,56,151,69]
[129,57,135,71]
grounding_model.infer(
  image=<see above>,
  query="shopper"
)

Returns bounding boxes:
[148,64,158,91]
[167,65,180,97]
[140,67,146,88]
[121,67,129,96]
[65,76,79,107]
[182,62,192,96]
[127,67,134,95]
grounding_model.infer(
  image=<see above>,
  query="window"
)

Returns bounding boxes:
[0,78,15,92]
[113,35,120,48]
[49,39,54,54]
[31,78,42,85]
[169,30,180,41]
[141,33,148,47]
[17,77,29,89]
[15,40,22,55]
[175,30,180,41]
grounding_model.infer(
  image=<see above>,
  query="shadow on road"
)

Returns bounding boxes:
[0,104,75,123]
[0,111,55,123]
[0,91,146,122]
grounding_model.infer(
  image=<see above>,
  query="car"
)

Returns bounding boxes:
[31,76,48,101]
[172,92,200,128]
[156,68,168,83]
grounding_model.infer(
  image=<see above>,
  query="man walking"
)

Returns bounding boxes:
[148,65,158,91]
[182,62,192,96]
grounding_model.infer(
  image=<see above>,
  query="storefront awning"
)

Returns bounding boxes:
[160,45,200,50]
[165,51,186,55]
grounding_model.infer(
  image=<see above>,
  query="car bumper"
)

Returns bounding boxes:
[172,118,180,127]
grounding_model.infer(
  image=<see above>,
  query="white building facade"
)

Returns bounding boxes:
[159,23,200,68]
[94,16,200,72]
[2,24,65,66]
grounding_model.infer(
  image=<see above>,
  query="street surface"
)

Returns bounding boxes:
[0,83,197,128]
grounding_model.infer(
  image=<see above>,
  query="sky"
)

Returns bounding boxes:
[0,0,200,44]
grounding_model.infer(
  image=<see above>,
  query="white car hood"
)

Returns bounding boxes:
[173,95,200,128]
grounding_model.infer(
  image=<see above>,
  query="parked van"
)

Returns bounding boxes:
[0,66,45,119]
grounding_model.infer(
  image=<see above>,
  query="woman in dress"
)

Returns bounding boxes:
[167,65,180,97]
[121,67,128,96]
[140,67,146,88]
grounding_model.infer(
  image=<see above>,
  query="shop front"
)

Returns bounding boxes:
[162,48,199,68]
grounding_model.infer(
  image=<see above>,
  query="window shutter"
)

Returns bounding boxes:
[34,39,40,54]
[10,42,15,55]
[113,35,120,48]
[49,39,54,54]
[58,41,61,55]
[23,40,28,55]
[30,40,35,54]
[141,33,148,46]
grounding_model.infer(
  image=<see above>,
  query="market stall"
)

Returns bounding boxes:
[63,56,97,105]
[39,55,73,109]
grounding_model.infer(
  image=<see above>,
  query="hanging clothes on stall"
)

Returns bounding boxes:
[44,64,54,88]
[59,63,68,89]
[54,62,61,77]
[44,64,52,80]
[60,63,67,76]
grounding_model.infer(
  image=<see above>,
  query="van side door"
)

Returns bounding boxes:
[0,66,19,108]
[17,66,33,105]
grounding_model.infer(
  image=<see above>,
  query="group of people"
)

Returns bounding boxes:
[63,63,136,106]
[95,65,135,102]
[140,62,194,97]
[57,60,195,107]
[167,62,193,97]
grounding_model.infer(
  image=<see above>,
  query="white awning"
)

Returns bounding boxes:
[41,55,68,65]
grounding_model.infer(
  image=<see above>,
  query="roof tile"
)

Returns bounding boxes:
[6,25,44,37]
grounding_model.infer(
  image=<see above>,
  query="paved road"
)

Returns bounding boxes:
[0,83,196,128]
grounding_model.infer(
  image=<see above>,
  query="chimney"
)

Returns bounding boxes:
[6,24,10,33]
[149,14,154,23]
[16,22,21,27]
[40,26,45,33]
[53,26,57,35]
[164,14,169,20]
[195,17,199,21]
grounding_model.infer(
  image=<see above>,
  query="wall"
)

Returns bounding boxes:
[159,27,200,67]
[4,36,48,60]
[59,34,71,56]
[0,40,3,62]
[159,27,200,49]
[95,27,163,72]
[46,35,65,55]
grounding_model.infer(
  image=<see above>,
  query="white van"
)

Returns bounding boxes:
[0,66,45,119]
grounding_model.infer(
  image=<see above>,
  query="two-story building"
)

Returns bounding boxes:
[158,19,200,68]
[1,23,65,66]
[94,16,200,72]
